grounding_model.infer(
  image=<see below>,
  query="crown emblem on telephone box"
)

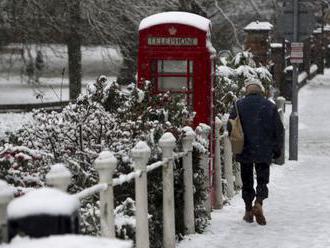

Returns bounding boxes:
[168,27,177,35]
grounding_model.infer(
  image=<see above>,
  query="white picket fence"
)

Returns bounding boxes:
[0,123,239,248]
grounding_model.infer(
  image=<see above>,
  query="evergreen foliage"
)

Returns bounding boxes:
[215,51,273,115]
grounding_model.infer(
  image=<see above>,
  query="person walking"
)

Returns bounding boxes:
[228,78,284,225]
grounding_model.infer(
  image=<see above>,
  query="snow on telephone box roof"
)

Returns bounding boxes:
[139,11,211,32]
[244,21,273,31]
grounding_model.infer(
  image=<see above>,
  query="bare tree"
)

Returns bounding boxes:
[0,0,181,98]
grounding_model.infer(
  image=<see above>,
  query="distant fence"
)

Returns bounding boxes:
[244,22,330,100]
[0,101,69,113]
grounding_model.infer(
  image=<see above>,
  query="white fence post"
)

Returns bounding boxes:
[182,126,195,235]
[132,141,151,248]
[223,132,234,198]
[0,180,13,243]
[214,117,223,209]
[46,163,72,191]
[95,151,117,238]
[276,96,286,165]
[198,124,211,215]
[159,132,176,248]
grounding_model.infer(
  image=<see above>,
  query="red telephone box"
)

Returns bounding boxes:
[138,11,216,128]
[138,12,217,204]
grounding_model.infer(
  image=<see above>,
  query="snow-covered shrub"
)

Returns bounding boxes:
[215,51,273,115]
[0,78,208,246]
[0,144,51,191]
[114,198,136,240]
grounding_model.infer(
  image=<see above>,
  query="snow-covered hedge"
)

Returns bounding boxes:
[0,78,208,247]
[215,51,273,115]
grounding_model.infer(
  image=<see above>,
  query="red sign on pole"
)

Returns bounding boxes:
[290,42,304,64]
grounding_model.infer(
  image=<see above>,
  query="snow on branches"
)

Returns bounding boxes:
[215,51,273,114]
[0,76,205,245]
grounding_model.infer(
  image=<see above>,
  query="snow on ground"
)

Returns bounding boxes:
[0,44,121,76]
[0,44,120,104]
[0,235,132,248]
[0,75,117,104]
[178,70,330,248]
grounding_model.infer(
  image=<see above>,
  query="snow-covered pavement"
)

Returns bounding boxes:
[178,70,330,248]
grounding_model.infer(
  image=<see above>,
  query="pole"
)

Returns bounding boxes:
[289,0,299,160]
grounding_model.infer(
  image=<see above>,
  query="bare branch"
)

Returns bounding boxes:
[213,0,242,49]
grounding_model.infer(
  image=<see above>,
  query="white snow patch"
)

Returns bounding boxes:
[244,21,273,31]
[7,187,80,219]
[206,38,216,56]
[310,64,318,74]
[46,163,72,182]
[132,141,151,154]
[298,71,308,84]
[95,150,117,169]
[236,65,257,79]
[270,43,282,48]
[1,235,132,248]
[218,66,237,78]
[0,180,14,203]
[284,65,293,72]
[159,132,176,146]
[182,126,195,137]
[139,12,211,32]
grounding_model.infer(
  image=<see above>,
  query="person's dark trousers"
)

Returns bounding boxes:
[240,162,270,211]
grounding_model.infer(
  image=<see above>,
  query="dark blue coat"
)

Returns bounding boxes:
[229,93,284,164]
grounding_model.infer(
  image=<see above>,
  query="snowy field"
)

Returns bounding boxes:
[178,70,330,248]
[0,44,120,104]
[0,75,114,104]
[0,235,132,248]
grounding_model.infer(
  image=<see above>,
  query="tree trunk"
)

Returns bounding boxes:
[117,44,137,85]
[68,37,82,100]
[67,0,82,100]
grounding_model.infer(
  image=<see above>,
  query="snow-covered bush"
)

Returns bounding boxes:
[215,51,273,114]
[0,78,208,246]
[0,144,51,192]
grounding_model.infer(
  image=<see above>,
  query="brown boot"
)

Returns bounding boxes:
[253,202,267,225]
[243,210,254,223]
